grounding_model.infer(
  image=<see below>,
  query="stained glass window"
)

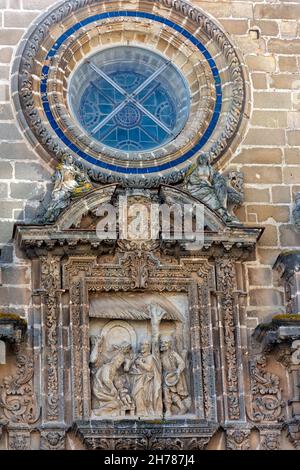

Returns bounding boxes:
[69,46,190,153]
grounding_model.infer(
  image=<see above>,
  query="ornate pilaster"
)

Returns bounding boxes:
[216,259,244,422]
[8,426,31,450]
[40,255,63,423]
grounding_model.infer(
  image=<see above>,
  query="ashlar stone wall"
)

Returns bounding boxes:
[0,0,299,329]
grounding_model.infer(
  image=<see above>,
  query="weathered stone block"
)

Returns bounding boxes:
[10,182,46,200]
[15,162,50,182]
[287,131,300,146]
[0,142,37,160]
[251,73,267,90]
[251,111,287,129]
[220,19,249,35]
[246,55,276,72]
[246,204,289,223]
[243,166,282,184]
[0,161,13,179]
[0,221,14,243]
[233,147,282,165]
[1,266,30,286]
[0,47,13,63]
[285,148,300,164]
[0,286,31,306]
[0,103,14,120]
[278,56,298,73]
[272,186,291,204]
[244,187,270,203]
[249,288,283,307]
[0,29,24,45]
[251,20,279,36]
[254,5,300,20]
[248,267,272,286]
[253,92,291,109]
[268,39,300,55]
[0,201,23,219]
[0,124,22,141]
[279,225,300,247]
[283,167,300,184]
[258,248,282,266]
[243,129,286,146]
[258,225,279,247]
[270,74,300,90]
[4,11,39,28]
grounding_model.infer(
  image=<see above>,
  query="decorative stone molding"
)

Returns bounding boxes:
[8,426,31,451]
[12,0,248,187]
[73,420,216,450]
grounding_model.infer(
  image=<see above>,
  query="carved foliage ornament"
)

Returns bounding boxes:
[41,255,61,421]
[0,353,39,425]
[15,0,246,187]
[251,355,284,423]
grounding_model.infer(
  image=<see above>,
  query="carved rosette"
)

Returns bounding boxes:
[40,255,61,422]
[216,259,241,420]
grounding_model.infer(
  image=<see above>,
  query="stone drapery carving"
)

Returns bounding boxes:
[226,429,251,450]
[0,353,39,425]
[183,154,243,224]
[90,304,190,418]
[251,355,284,423]
[39,155,92,223]
[160,336,190,416]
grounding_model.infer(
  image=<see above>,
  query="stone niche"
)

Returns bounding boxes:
[89,292,191,419]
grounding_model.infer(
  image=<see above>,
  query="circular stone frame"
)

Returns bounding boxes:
[12,0,248,187]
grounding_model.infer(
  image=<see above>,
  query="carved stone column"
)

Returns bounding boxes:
[40,255,64,424]
[215,258,245,422]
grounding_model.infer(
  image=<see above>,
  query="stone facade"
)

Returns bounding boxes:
[0,0,300,450]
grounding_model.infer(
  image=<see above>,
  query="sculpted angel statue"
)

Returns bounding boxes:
[183,153,242,224]
[41,155,92,223]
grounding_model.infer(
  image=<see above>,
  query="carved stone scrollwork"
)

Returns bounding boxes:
[251,355,284,423]
[0,353,39,425]
[216,259,240,420]
[226,429,251,450]
[41,255,61,422]
[40,430,65,450]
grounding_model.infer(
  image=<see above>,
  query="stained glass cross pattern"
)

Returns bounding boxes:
[74,47,190,153]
